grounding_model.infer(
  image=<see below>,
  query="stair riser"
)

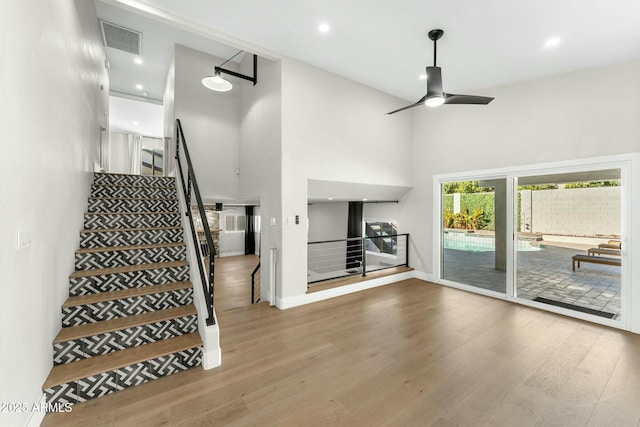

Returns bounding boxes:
[80,228,184,249]
[70,265,190,296]
[91,185,177,199]
[83,213,181,229]
[88,198,179,213]
[54,315,198,365]
[45,347,202,405]
[75,246,187,270]
[94,174,175,187]
[62,288,193,327]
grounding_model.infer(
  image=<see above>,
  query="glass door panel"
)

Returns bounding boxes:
[441,179,507,294]
[515,170,622,321]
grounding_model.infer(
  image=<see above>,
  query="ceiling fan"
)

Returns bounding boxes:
[387,29,494,115]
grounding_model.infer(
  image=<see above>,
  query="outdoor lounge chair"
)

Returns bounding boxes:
[587,247,622,257]
[598,240,622,250]
[572,254,621,271]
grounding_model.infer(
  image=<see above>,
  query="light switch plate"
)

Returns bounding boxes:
[17,230,32,251]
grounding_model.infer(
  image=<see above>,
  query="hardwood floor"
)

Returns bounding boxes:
[212,254,260,312]
[43,275,640,426]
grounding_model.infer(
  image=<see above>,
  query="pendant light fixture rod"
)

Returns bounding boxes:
[214,54,258,86]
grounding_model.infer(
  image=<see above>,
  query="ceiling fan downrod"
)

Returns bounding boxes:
[428,29,444,66]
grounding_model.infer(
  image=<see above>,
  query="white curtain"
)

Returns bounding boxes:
[127,134,142,175]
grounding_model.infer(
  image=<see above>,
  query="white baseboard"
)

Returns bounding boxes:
[26,394,47,427]
[278,271,415,309]
[413,270,436,283]
[219,251,245,258]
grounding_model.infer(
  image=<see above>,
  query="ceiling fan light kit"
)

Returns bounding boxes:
[387,29,494,114]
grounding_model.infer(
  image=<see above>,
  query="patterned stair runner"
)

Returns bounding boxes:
[43,173,202,406]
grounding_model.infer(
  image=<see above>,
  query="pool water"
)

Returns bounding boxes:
[444,232,541,252]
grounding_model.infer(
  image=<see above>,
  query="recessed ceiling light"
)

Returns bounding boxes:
[318,22,330,33]
[545,37,561,48]
[134,57,143,65]
[418,74,427,80]
[141,91,148,97]
[135,84,143,90]
[328,197,334,201]
[362,198,368,201]
[132,121,139,125]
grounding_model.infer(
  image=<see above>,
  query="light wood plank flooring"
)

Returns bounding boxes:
[212,254,260,312]
[43,278,640,426]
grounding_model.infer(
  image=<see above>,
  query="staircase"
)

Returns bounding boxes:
[43,173,202,406]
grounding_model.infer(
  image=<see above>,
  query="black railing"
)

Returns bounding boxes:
[175,119,215,325]
[307,234,410,284]
[251,262,261,304]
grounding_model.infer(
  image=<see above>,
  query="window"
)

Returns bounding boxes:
[224,214,246,232]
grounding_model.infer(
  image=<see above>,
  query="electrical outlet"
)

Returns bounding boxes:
[17,230,32,251]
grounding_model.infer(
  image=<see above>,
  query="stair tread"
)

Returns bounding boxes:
[70,260,188,279]
[44,333,202,389]
[89,197,177,201]
[94,172,174,181]
[63,281,192,307]
[92,183,176,190]
[80,226,182,234]
[85,211,180,216]
[76,242,186,254]
[54,305,197,343]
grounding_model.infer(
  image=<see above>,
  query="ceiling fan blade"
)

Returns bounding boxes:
[444,93,494,105]
[386,95,427,115]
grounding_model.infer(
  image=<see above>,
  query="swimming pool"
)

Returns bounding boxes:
[444,232,541,252]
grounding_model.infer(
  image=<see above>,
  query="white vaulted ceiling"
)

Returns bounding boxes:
[101,0,640,103]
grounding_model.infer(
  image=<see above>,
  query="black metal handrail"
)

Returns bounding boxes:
[309,233,410,247]
[175,119,215,325]
[251,262,261,304]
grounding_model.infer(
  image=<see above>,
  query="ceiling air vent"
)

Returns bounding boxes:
[99,20,142,55]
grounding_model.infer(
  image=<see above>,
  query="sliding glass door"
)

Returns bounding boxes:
[441,178,507,294]
[515,169,622,320]
[438,162,625,326]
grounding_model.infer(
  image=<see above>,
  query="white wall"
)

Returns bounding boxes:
[109,131,130,174]
[364,203,403,228]
[278,58,413,302]
[522,187,621,236]
[163,53,176,175]
[174,45,241,201]
[0,1,108,425]
[239,56,282,303]
[307,202,348,242]
[404,59,640,277]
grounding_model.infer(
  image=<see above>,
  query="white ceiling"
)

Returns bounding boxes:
[109,95,163,137]
[102,0,640,103]
[95,0,245,101]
